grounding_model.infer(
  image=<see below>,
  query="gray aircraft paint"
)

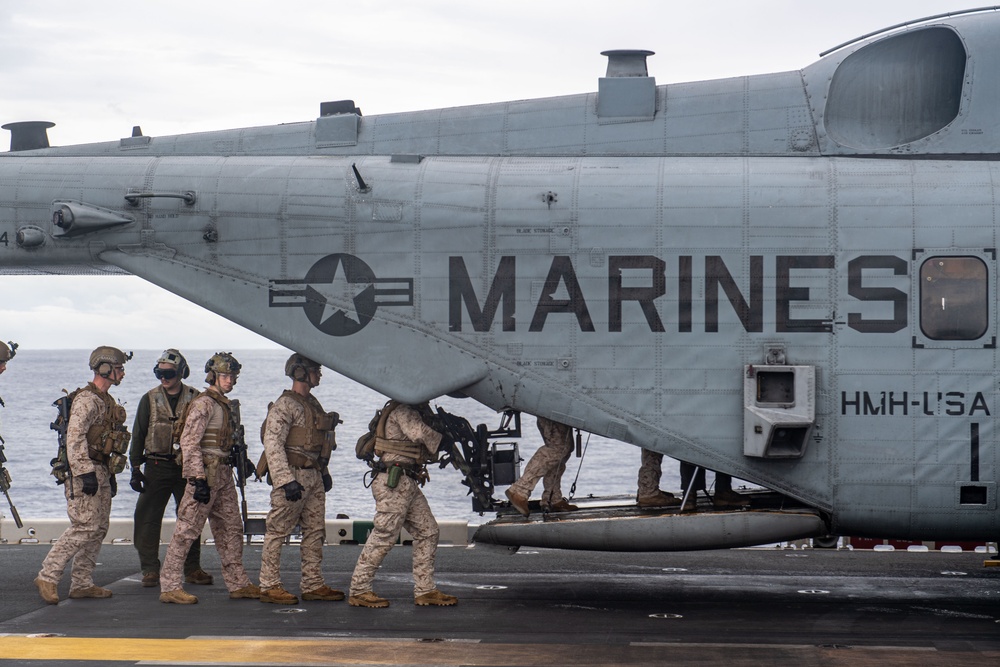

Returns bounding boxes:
[1,10,998,546]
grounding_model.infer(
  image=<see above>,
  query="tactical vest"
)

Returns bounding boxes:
[144,385,198,456]
[278,390,337,468]
[196,390,233,487]
[199,390,233,453]
[79,383,130,470]
[374,403,434,463]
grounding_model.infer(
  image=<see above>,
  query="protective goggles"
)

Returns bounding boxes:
[153,367,178,380]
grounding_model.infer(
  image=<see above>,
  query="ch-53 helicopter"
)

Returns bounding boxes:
[1,7,998,552]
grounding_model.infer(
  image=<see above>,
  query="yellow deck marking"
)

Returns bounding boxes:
[0,636,997,666]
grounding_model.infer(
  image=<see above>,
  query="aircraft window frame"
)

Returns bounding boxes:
[912,252,995,349]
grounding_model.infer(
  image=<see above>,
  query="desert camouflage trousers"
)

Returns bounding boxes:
[350,472,439,597]
[637,449,664,497]
[160,465,251,593]
[259,467,327,591]
[509,417,573,505]
[38,466,112,590]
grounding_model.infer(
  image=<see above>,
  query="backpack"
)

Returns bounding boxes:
[355,400,398,461]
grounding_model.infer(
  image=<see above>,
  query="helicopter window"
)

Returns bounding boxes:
[919,256,988,340]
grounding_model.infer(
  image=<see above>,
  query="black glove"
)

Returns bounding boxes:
[283,480,304,502]
[322,471,333,493]
[242,458,256,481]
[130,468,146,493]
[191,478,211,505]
[79,472,99,496]
[109,474,118,498]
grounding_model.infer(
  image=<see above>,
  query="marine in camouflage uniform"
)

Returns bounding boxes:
[348,402,457,608]
[128,349,209,588]
[257,354,342,605]
[159,352,259,605]
[35,346,130,605]
[504,416,578,516]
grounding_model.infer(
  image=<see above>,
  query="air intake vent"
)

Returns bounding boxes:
[825,27,965,149]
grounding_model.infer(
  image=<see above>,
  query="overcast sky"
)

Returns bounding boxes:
[0,0,976,350]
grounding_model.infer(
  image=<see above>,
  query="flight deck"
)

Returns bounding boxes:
[0,542,997,666]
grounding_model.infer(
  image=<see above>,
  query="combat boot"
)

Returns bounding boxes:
[141,571,159,588]
[229,583,261,599]
[637,491,681,509]
[69,585,113,599]
[260,587,298,605]
[543,498,579,512]
[712,489,750,509]
[348,591,390,608]
[302,585,345,601]
[185,569,214,585]
[159,588,198,604]
[505,488,530,516]
[34,577,59,605]
[415,589,458,606]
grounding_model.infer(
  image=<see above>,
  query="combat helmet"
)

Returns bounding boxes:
[285,353,321,383]
[0,341,17,362]
[89,346,130,378]
[204,351,241,384]
[155,348,190,379]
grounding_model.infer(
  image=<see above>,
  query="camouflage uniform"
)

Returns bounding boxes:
[37,388,115,591]
[259,391,332,592]
[350,404,443,597]
[508,416,574,507]
[160,389,252,594]
[637,449,663,498]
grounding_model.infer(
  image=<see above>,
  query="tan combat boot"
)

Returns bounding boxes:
[69,585,112,599]
[637,490,681,509]
[260,587,299,605]
[543,498,579,512]
[505,488,531,516]
[415,589,458,606]
[185,569,214,585]
[229,583,261,599]
[159,588,198,604]
[348,591,390,608]
[34,577,59,605]
[302,585,345,601]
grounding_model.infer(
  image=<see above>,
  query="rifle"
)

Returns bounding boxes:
[228,399,252,523]
[0,436,22,529]
[49,393,72,485]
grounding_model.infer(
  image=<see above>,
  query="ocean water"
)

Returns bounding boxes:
[0,349,681,525]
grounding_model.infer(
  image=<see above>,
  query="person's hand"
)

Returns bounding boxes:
[283,480,304,502]
[191,478,211,504]
[109,475,118,498]
[79,472,98,496]
[129,468,146,493]
[322,472,333,493]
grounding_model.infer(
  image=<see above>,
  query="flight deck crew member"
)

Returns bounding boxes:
[159,352,259,604]
[504,416,578,516]
[35,346,130,604]
[258,354,343,605]
[129,349,212,588]
[348,402,457,608]
[636,449,681,508]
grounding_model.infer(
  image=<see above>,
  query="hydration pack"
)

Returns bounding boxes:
[355,400,398,461]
